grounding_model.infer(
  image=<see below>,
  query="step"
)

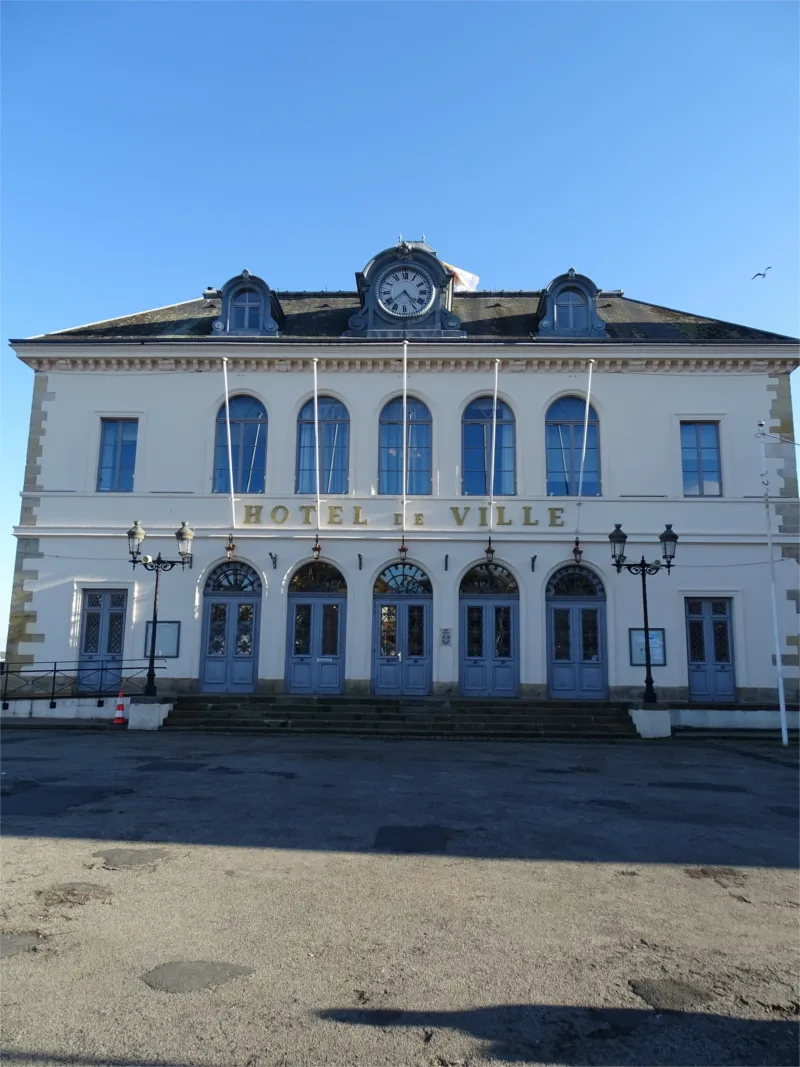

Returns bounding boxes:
[162,725,636,740]
[165,712,634,727]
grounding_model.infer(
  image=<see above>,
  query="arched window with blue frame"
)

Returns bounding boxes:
[378,397,432,495]
[231,288,262,332]
[213,395,267,494]
[296,397,350,494]
[546,396,600,497]
[461,397,516,496]
[554,288,588,332]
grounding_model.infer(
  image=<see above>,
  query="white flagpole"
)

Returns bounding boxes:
[221,358,236,532]
[313,359,321,532]
[759,423,788,746]
[401,340,408,533]
[575,358,596,537]
[488,358,500,531]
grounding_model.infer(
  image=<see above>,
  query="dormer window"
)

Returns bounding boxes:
[537,270,608,339]
[232,289,262,331]
[554,288,588,332]
[211,271,282,336]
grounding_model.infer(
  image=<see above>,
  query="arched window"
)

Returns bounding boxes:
[546,565,605,599]
[296,397,350,494]
[289,561,347,593]
[462,397,515,496]
[204,561,262,595]
[374,563,432,595]
[459,562,519,595]
[546,396,600,497]
[554,288,588,332]
[378,397,432,495]
[231,288,262,331]
[213,395,267,494]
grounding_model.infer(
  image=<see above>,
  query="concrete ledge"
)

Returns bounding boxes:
[671,708,800,731]
[629,708,672,738]
[1,697,118,720]
[128,703,171,730]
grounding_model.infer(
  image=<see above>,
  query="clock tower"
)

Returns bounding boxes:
[344,239,466,338]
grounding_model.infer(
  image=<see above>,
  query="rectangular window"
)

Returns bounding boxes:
[680,422,721,496]
[97,419,138,492]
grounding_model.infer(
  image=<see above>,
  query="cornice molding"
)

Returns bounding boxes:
[15,352,799,375]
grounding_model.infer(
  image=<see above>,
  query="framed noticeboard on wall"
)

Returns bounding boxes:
[629,628,666,667]
[144,621,181,658]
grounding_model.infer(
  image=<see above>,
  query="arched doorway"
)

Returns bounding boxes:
[459,562,519,698]
[286,561,347,695]
[200,561,262,693]
[372,563,433,696]
[546,565,608,700]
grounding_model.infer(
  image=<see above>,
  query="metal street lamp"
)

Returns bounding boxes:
[126,520,195,700]
[484,537,495,564]
[398,537,408,565]
[572,537,583,565]
[608,523,678,705]
[312,535,322,561]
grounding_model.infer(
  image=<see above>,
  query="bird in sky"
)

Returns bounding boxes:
[751,267,772,280]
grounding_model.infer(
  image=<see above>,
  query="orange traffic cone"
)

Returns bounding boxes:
[113,691,127,726]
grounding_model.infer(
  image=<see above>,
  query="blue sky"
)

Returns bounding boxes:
[1,1,798,649]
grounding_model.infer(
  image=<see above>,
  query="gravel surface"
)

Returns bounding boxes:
[1,729,798,1066]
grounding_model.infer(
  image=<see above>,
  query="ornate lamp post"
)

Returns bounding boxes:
[126,520,195,699]
[608,523,678,705]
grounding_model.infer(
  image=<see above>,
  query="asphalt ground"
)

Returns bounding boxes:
[1,729,798,1067]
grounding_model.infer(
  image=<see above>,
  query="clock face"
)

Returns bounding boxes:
[376,265,435,318]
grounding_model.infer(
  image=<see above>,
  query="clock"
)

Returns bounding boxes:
[376,264,435,318]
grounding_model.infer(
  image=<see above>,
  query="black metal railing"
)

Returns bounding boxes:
[1,659,167,709]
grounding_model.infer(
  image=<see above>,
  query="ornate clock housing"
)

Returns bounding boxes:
[344,240,465,338]
[376,265,435,318]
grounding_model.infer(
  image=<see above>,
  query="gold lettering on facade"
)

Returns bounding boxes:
[394,513,404,526]
[522,506,539,526]
[353,506,368,526]
[496,506,512,526]
[270,505,289,524]
[243,505,263,525]
[299,505,316,525]
[548,507,565,527]
[450,506,470,526]
[414,512,424,526]
[479,506,489,527]
[328,505,343,525]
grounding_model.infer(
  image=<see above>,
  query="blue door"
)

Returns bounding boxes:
[546,566,608,701]
[372,600,432,696]
[460,599,518,698]
[286,596,346,695]
[686,598,736,703]
[78,589,127,693]
[548,602,608,699]
[201,596,259,693]
[200,561,262,694]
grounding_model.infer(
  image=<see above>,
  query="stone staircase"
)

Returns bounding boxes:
[163,695,639,740]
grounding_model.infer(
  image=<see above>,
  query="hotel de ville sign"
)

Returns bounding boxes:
[239,501,572,530]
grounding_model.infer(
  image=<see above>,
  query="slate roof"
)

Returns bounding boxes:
[13,292,798,345]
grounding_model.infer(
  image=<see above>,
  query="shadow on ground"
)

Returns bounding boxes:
[1,730,798,868]
[320,1002,800,1066]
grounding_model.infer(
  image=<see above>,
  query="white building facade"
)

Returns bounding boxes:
[6,242,799,707]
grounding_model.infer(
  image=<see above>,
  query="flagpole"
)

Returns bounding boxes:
[222,357,236,532]
[759,423,788,746]
[313,358,321,532]
[401,340,408,533]
[488,358,500,531]
[575,358,596,537]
